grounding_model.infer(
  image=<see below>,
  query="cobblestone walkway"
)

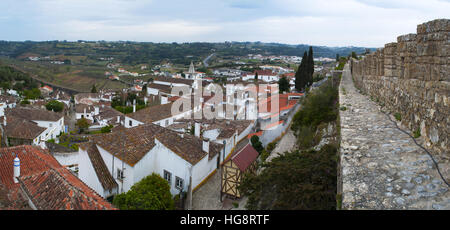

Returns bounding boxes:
[339,64,450,210]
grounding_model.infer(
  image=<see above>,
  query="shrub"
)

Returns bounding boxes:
[100,125,113,133]
[413,128,421,138]
[45,100,64,112]
[250,135,263,154]
[394,113,402,121]
[113,173,174,210]
[240,144,338,210]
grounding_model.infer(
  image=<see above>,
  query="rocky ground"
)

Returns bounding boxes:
[340,64,449,210]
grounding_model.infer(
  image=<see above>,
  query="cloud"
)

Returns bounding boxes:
[44,19,220,42]
[0,0,448,47]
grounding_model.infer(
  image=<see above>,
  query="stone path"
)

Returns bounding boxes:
[266,128,297,162]
[340,64,449,210]
[191,170,248,210]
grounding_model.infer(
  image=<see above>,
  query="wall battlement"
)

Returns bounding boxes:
[351,19,449,156]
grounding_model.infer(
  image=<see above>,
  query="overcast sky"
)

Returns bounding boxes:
[1,0,449,47]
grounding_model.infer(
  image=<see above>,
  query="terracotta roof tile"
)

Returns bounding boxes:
[229,142,259,172]
[6,107,63,122]
[85,123,223,166]
[0,145,116,210]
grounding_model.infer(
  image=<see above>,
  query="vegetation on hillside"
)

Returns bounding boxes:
[0,64,39,92]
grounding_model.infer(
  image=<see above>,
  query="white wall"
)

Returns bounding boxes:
[53,152,78,167]
[97,145,134,194]
[34,117,64,141]
[78,147,110,198]
[136,139,193,195]
[124,116,143,128]
[192,153,218,190]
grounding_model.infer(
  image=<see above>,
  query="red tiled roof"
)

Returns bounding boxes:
[0,145,116,210]
[254,70,276,76]
[230,143,259,172]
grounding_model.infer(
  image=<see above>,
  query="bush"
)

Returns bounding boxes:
[394,113,402,121]
[113,173,174,210]
[250,135,263,154]
[413,128,421,138]
[240,144,338,210]
[291,83,338,136]
[45,100,64,112]
[100,125,113,133]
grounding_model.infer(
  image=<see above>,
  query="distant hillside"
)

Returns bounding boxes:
[0,41,375,65]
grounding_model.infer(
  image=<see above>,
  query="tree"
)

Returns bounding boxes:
[307,46,314,87]
[250,135,263,154]
[351,51,357,59]
[295,51,308,92]
[23,88,41,99]
[113,173,174,210]
[76,118,90,133]
[91,84,97,93]
[336,54,340,62]
[142,84,148,95]
[278,76,290,94]
[45,100,64,112]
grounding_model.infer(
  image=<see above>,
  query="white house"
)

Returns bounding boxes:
[78,123,224,199]
[124,97,203,129]
[0,94,17,117]
[243,70,279,82]
[75,104,99,122]
[4,107,65,146]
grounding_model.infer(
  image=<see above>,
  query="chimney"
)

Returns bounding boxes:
[133,99,136,113]
[202,138,209,154]
[83,108,87,118]
[117,115,120,123]
[161,96,168,105]
[13,155,20,183]
[194,122,200,137]
[94,106,99,115]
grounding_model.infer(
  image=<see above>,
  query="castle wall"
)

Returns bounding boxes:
[351,19,449,155]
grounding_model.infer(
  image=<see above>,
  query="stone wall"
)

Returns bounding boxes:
[351,19,449,156]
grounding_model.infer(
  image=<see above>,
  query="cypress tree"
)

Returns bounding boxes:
[295,51,308,92]
[307,46,314,86]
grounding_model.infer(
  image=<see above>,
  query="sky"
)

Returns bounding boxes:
[1,0,449,48]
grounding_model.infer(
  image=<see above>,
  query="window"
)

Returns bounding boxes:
[163,170,172,185]
[117,169,125,180]
[49,123,52,128]
[175,176,184,190]
[129,120,132,127]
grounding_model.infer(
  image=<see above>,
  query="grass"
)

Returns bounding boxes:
[336,194,342,210]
